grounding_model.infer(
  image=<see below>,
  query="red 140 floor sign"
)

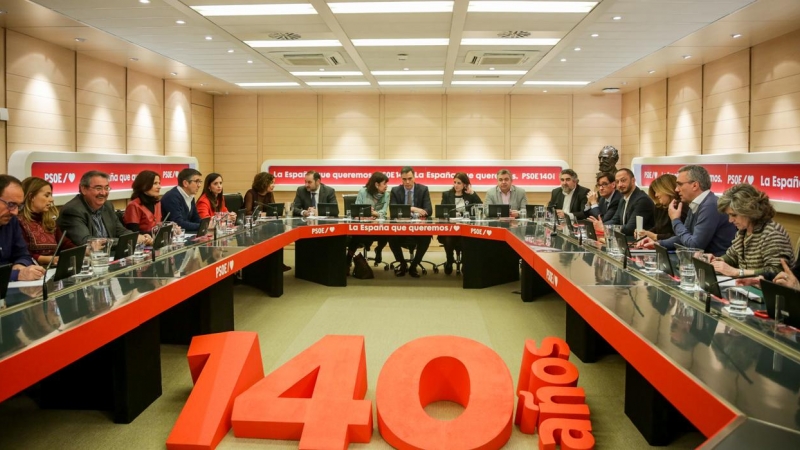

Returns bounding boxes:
[165,333,595,450]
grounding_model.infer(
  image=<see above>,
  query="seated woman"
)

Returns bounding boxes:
[244,172,276,215]
[197,173,234,221]
[636,173,687,241]
[711,184,795,278]
[440,172,482,275]
[346,172,390,272]
[19,177,74,265]
[123,170,163,234]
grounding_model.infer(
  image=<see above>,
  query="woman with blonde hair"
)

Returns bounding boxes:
[711,183,794,278]
[636,173,687,241]
[19,177,73,265]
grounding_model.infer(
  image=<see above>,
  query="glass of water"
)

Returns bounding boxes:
[641,254,658,273]
[727,288,748,319]
[677,247,702,291]
[519,208,527,220]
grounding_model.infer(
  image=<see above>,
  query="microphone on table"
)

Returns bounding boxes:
[42,232,67,302]
[255,201,279,217]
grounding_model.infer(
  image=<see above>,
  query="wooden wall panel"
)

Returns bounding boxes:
[191,90,213,176]
[572,94,622,183]
[322,95,379,159]
[703,49,750,154]
[447,95,505,159]
[215,95,257,195]
[751,29,800,153]
[509,95,570,161]
[126,70,163,155]
[621,90,640,170]
[261,94,318,160]
[384,95,443,160]
[165,81,191,157]
[639,80,667,157]
[76,54,125,154]
[6,30,75,155]
[667,68,702,156]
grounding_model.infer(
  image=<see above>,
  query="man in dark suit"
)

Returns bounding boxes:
[292,170,337,217]
[640,165,735,256]
[606,168,655,236]
[161,168,203,232]
[58,170,150,245]
[388,166,432,277]
[578,172,620,223]
[547,169,590,221]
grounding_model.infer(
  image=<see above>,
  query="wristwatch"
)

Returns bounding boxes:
[739,268,745,277]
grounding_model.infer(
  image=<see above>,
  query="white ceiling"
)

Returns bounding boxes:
[2,0,799,95]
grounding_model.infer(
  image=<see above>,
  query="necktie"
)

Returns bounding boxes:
[405,190,412,206]
[311,192,317,208]
[622,198,629,224]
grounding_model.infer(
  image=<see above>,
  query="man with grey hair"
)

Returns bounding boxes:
[58,170,150,246]
[485,169,527,218]
[639,165,735,256]
[547,168,590,220]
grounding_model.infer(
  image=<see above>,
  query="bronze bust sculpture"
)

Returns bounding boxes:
[598,145,619,176]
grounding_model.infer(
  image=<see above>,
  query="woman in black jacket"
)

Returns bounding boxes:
[440,172,482,274]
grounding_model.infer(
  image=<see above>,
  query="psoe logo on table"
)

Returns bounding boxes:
[215,260,234,279]
[546,268,559,287]
[469,227,493,237]
[311,226,337,235]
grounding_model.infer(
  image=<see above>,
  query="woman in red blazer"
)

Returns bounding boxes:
[197,172,229,219]
[124,170,163,234]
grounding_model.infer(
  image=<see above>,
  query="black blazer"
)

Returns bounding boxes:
[389,183,432,216]
[578,190,621,222]
[440,190,482,208]
[292,183,337,216]
[547,184,590,215]
[609,187,655,236]
[57,194,130,245]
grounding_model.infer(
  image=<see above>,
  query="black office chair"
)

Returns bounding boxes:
[435,245,462,276]
[224,193,244,213]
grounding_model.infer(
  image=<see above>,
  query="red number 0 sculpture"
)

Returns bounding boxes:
[376,335,514,450]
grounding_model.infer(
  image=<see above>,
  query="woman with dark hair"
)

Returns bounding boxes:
[196,172,229,219]
[711,183,794,278]
[244,172,275,215]
[440,172,482,275]
[123,170,163,234]
[346,172,390,273]
[636,173,687,241]
[19,177,74,265]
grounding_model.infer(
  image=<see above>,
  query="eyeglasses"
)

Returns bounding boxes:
[190,179,203,184]
[88,185,111,193]
[676,180,696,187]
[596,182,611,188]
[0,198,21,211]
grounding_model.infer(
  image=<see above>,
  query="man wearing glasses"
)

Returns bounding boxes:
[639,165,735,256]
[161,168,203,232]
[0,175,45,281]
[578,172,620,222]
[59,171,149,245]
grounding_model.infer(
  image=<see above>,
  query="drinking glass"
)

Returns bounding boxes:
[519,208,527,220]
[87,237,112,274]
[284,202,292,218]
[604,225,619,257]
[677,247,702,291]
[641,254,658,273]
[245,215,253,228]
[727,288,748,319]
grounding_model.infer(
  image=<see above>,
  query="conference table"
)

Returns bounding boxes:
[0,216,799,448]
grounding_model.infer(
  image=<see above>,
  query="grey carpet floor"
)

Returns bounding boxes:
[0,250,705,449]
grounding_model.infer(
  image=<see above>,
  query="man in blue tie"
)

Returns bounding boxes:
[388,167,432,277]
[292,170,337,217]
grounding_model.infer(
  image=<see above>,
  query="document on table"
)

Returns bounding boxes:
[9,268,57,288]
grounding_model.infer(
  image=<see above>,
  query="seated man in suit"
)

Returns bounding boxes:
[0,175,45,281]
[292,170,337,217]
[547,169,590,221]
[161,168,203,232]
[388,166,432,277]
[485,169,526,218]
[605,168,655,236]
[639,165,736,256]
[579,172,620,223]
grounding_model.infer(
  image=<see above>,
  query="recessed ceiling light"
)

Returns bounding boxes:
[330,2,454,14]
[461,38,559,46]
[591,33,599,37]
[170,72,178,76]
[373,70,444,76]
[468,1,598,13]
[291,71,364,76]
[199,83,205,86]
[247,60,253,64]
[237,82,300,87]
[621,81,628,85]
[524,81,590,86]
[451,81,516,85]
[543,90,548,93]
[602,87,621,93]
[129,57,138,61]
[246,40,341,48]
[731,33,742,38]
[648,70,656,74]
[74,38,86,42]
[139,0,150,4]
[205,36,213,40]
[560,58,567,62]
[175,20,185,24]
[454,70,526,75]
[574,47,581,51]
[612,16,622,20]
[353,38,448,46]
[227,49,234,53]
[378,81,443,86]
[192,4,317,16]
[403,68,409,71]
[306,81,372,86]
[489,67,495,70]
[682,55,692,59]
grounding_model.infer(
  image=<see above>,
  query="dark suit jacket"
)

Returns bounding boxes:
[575,190,621,222]
[547,184,590,215]
[57,194,130,245]
[389,183,432,216]
[440,190,482,207]
[659,191,737,256]
[161,186,201,232]
[609,187,655,236]
[292,184,337,216]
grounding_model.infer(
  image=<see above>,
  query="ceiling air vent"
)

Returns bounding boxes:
[272,52,345,66]
[465,50,538,66]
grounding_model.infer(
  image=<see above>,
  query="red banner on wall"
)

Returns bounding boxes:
[31,162,191,196]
